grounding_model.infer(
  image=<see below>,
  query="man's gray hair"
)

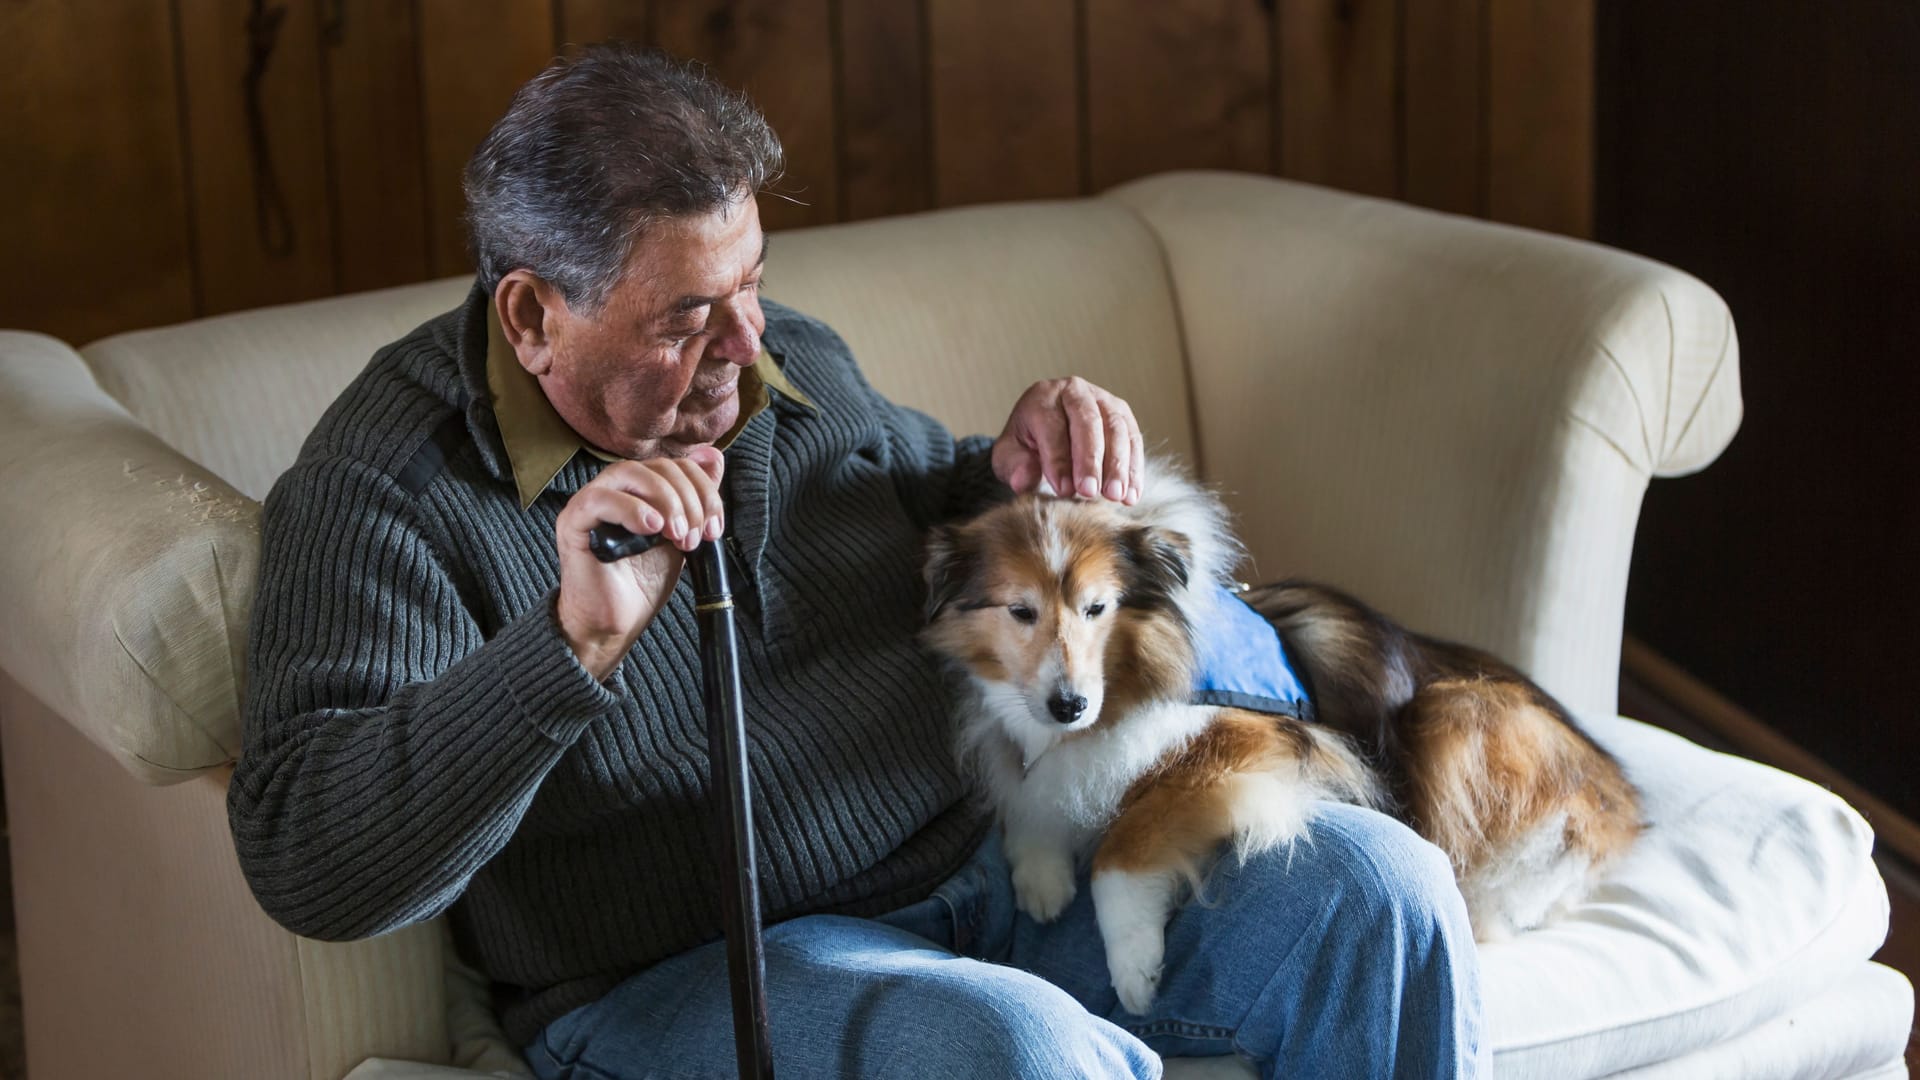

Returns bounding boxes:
[463,46,783,313]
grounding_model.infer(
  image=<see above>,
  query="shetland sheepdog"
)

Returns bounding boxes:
[921,461,1641,1013]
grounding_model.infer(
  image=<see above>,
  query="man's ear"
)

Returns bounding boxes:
[495,271,567,377]
[923,525,978,623]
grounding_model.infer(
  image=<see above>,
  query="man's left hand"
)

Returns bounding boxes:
[991,377,1143,505]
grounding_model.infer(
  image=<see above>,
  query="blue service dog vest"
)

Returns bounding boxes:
[1188,586,1315,721]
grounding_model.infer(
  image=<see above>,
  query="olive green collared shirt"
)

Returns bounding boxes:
[483,301,816,509]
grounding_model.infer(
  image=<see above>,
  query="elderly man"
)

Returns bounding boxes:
[229,46,1482,1079]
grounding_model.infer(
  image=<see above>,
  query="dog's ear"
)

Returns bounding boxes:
[1118,526,1191,610]
[923,524,978,622]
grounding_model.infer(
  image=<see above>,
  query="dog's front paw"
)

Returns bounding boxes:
[1012,856,1078,923]
[1092,870,1173,1015]
[1107,933,1165,1015]
[1102,904,1168,1013]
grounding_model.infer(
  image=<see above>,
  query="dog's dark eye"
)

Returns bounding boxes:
[1084,602,1107,619]
[1009,604,1037,624]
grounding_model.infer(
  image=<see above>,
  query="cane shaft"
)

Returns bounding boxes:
[688,545,774,1080]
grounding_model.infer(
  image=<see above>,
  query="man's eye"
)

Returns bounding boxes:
[1008,605,1037,624]
[1084,602,1107,619]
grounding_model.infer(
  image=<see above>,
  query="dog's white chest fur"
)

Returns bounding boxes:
[956,691,1216,935]
[969,690,1216,839]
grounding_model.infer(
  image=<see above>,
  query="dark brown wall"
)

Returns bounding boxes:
[1600,2,1920,818]
[0,0,1593,346]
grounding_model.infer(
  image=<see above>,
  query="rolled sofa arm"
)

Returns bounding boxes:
[1104,173,1741,720]
[0,334,466,1076]
[1,679,455,1079]
[0,330,258,783]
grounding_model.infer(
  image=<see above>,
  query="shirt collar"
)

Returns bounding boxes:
[483,299,815,510]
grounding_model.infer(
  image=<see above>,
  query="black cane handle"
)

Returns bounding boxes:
[587,522,660,562]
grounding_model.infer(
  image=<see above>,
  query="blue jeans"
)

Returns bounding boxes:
[525,803,1485,1079]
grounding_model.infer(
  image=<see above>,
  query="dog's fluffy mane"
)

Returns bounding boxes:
[1120,457,1244,606]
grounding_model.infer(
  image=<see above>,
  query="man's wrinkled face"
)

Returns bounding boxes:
[538,195,767,460]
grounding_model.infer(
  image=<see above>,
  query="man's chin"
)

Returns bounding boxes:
[660,397,739,454]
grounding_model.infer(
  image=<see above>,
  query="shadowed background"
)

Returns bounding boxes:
[3,0,1915,1070]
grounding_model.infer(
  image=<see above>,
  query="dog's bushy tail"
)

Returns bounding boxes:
[1246,579,1643,906]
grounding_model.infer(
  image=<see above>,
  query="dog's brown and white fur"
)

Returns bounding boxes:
[921,462,1641,1013]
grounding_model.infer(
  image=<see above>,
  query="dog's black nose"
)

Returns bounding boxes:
[1048,691,1088,724]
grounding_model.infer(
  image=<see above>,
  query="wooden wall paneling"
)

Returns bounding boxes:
[1276,0,1401,198]
[175,0,338,315]
[417,0,558,278]
[1084,0,1271,192]
[557,0,650,50]
[926,0,1081,207]
[837,0,931,221]
[1486,0,1592,237]
[653,0,839,232]
[318,1,431,293]
[0,1,197,343]
[1609,1,1920,819]
[1402,0,1483,216]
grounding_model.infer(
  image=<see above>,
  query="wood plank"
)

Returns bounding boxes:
[557,0,650,50]
[1402,0,1483,216]
[1276,0,1400,198]
[1085,0,1271,192]
[653,0,838,231]
[1608,1,1920,829]
[837,0,931,220]
[0,0,197,342]
[175,0,337,315]
[926,0,1079,207]
[318,0,431,293]
[1487,0,1592,236]
[417,0,557,277]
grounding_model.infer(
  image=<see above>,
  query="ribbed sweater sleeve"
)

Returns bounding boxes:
[227,453,619,941]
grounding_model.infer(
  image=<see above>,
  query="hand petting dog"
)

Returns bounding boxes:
[992,376,1145,505]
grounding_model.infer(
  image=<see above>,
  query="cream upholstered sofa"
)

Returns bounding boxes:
[0,171,1910,1079]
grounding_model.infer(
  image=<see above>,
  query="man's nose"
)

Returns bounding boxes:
[1047,689,1088,724]
[706,297,761,367]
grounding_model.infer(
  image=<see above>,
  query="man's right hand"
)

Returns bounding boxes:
[554,446,726,681]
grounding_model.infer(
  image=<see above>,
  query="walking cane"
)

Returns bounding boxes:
[589,522,774,1080]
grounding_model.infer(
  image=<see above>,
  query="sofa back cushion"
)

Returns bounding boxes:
[762,199,1195,463]
[83,279,472,501]
[56,196,1190,782]
[80,198,1193,504]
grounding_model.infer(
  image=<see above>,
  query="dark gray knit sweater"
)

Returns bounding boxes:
[228,285,998,1044]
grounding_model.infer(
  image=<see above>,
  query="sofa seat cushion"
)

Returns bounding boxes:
[1602,961,1913,1080]
[1485,716,1892,1078]
[425,717,1894,1080]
